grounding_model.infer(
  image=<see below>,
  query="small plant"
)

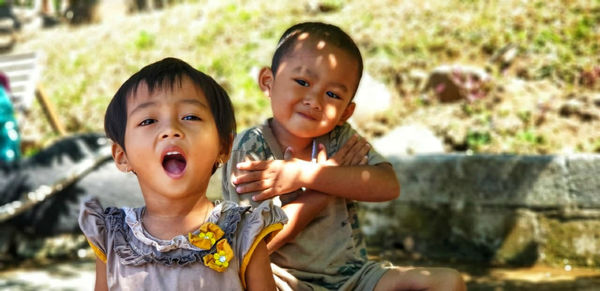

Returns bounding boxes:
[466,130,492,151]
[134,31,155,50]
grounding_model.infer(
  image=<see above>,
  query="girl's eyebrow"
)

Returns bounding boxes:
[129,101,156,116]
[129,98,209,116]
[179,98,209,109]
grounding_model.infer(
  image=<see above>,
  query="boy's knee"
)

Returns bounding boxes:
[437,268,466,291]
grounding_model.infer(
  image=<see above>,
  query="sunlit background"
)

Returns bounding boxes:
[0,0,599,289]
[3,0,599,156]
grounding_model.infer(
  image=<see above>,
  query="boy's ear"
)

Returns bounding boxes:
[258,67,274,97]
[338,102,356,125]
[112,143,131,173]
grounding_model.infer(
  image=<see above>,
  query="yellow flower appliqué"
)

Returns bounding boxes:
[203,239,234,272]
[189,222,224,250]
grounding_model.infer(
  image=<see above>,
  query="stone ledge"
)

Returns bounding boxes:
[385,154,600,208]
[360,153,600,267]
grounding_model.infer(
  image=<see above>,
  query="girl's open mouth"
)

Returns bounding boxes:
[162,151,187,178]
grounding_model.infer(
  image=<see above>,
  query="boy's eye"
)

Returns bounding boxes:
[295,79,309,87]
[182,115,201,121]
[326,91,341,99]
[139,119,156,126]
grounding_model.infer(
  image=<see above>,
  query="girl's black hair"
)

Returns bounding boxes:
[271,22,363,88]
[104,57,236,161]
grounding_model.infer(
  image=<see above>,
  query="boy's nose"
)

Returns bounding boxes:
[303,92,322,111]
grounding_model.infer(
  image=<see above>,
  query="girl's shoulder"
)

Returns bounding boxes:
[78,198,131,263]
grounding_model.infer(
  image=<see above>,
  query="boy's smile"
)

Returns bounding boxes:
[113,76,222,199]
[260,40,359,145]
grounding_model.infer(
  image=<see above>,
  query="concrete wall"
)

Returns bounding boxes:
[359,154,600,267]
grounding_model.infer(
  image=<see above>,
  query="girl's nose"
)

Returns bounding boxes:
[160,122,183,139]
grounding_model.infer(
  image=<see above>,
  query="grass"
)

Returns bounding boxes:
[9,0,600,154]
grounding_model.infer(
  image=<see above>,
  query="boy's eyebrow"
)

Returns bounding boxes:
[292,66,318,79]
[329,82,349,93]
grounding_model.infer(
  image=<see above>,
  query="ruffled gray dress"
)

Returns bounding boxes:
[79,198,286,290]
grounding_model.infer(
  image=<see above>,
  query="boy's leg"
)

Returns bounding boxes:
[374,266,466,291]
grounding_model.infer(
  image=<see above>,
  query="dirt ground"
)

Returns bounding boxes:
[1,258,599,290]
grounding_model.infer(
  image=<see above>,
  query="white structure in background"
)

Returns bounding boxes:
[372,124,445,157]
[350,72,391,125]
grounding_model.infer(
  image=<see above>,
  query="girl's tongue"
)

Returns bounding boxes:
[163,153,186,175]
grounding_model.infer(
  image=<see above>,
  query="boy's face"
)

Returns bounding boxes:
[112,76,222,199]
[260,40,359,140]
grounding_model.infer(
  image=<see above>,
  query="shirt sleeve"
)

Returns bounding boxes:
[221,128,271,208]
[78,197,108,262]
[235,200,287,288]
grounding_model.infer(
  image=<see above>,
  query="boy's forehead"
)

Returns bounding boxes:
[289,36,331,54]
[284,42,359,74]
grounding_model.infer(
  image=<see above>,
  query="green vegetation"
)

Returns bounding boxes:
[11,0,599,154]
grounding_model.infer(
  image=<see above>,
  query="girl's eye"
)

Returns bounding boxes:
[182,115,201,121]
[295,79,309,87]
[326,91,341,99]
[139,119,155,126]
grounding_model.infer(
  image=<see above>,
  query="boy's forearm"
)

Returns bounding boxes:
[266,190,330,253]
[300,163,400,202]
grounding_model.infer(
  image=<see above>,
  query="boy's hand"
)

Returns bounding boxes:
[234,147,311,200]
[234,135,370,201]
[328,134,370,166]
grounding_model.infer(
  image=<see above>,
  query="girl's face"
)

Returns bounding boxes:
[260,40,359,142]
[112,76,222,201]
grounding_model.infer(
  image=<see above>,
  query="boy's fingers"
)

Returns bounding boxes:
[337,134,357,156]
[359,155,368,165]
[236,179,271,194]
[252,190,275,202]
[351,143,370,165]
[236,160,268,170]
[316,143,327,163]
[284,146,294,160]
[232,172,255,184]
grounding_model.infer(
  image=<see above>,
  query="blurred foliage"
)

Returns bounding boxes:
[9,0,600,154]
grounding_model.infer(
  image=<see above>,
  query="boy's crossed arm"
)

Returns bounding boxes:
[231,135,400,253]
[233,135,400,203]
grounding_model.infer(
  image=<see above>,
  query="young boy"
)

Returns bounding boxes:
[222,22,466,290]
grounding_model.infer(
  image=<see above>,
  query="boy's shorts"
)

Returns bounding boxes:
[271,260,394,291]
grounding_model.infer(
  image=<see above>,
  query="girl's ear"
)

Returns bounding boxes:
[258,67,274,97]
[338,102,356,125]
[220,133,235,162]
[112,143,131,173]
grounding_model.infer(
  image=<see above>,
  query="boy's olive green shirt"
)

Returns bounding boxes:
[222,119,392,290]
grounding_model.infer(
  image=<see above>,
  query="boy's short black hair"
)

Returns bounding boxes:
[271,22,363,89]
[104,57,236,156]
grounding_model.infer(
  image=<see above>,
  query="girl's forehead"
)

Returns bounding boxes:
[130,77,204,99]
[125,78,208,111]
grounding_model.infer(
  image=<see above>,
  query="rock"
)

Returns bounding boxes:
[372,124,445,157]
[424,64,491,103]
[593,94,600,107]
[559,99,584,117]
